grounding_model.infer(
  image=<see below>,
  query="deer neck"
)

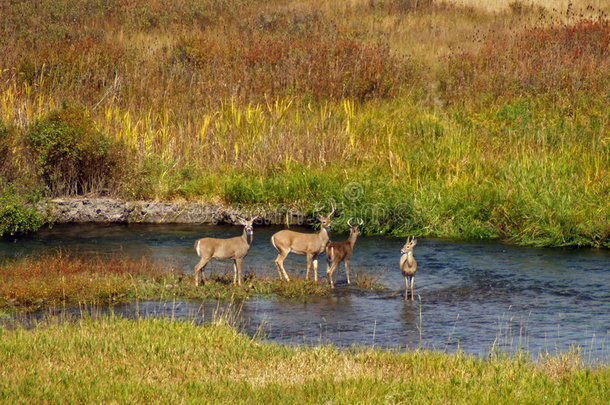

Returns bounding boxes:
[242,227,253,245]
[347,233,358,247]
[401,250,414,266]
[319,226,330,244]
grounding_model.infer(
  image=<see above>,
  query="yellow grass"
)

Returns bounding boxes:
[298,0,610,69]
[447,0,609,13]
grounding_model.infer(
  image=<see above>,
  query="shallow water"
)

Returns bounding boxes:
[2,224,609,362]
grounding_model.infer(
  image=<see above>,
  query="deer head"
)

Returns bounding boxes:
[236,216,257,236]
[401,236,417,255]
[316,203,336,232]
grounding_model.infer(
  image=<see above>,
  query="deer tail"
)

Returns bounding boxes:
[270,235,278,252]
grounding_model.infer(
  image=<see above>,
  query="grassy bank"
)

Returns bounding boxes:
[1,1,608,247]
[1,316,608,403]
[0,253,349,313]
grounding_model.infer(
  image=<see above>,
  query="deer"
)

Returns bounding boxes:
[270,205,335,282]
[193,216,258,287]
[325,218,363,288]
[400,236,417,301]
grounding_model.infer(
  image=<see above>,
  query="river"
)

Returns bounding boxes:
[2,223,609,362]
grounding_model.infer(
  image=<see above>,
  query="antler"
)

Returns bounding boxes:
[347,217,364,227]
[328,202,336,217]
[313,202,324,215]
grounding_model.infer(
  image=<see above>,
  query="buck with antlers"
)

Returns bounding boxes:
[193,216,258,287]
[270,205,335,282]
[400,236,418,301]
[325,218,363,288]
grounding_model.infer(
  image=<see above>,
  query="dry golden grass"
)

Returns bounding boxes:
[447,0,609,13]
[311,0,610,67]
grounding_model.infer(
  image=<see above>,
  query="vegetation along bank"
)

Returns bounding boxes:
[1,0,608,247]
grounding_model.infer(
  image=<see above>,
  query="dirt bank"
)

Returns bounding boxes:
[36,198,307,225]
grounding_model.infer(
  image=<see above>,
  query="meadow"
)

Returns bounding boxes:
[1,315,608,403]
[0,0,608,247]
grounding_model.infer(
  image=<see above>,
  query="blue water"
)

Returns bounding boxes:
[2,223,609,363]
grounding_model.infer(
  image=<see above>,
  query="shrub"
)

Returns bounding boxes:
[442,18,610,105]
[172,12,416,103]
[25,104,127,196]
[0,183,44,237]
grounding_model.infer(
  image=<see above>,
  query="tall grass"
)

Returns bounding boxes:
[0,0,608,247]
[442,18,610,105]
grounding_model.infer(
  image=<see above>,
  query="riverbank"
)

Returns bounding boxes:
[34,195,610,249]
[1,316,607,403]
[36,197,309,226]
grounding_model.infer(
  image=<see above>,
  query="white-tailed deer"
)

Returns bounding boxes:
[400,237,417,301]
[193,216,257,287]
[325,218,363,288]
[270,206,335,282]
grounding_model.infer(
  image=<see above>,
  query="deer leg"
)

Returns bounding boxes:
[234,258,243,286]
[305,254,313,281]
[404,276,409,301]
[275,251,290,282]
[194,257,209,287]
[410,276,415,302]
[327,261,338,288]
[345,259,351,285]
[326,249,333,287]
[274,256,283,280]
[326,260,333,288]
[312,256,319,283]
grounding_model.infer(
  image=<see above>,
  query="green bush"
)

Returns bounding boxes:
[25,104,126,196]
[0,183,44,237]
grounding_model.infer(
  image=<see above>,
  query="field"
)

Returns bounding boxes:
[1,0,609,247]
[1,4,608,401]
[1,316,608,403]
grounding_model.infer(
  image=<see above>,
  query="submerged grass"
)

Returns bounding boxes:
[0,253,386,313]
[0,316,608,403]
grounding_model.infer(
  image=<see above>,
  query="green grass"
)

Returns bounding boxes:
[0,316,608,403]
